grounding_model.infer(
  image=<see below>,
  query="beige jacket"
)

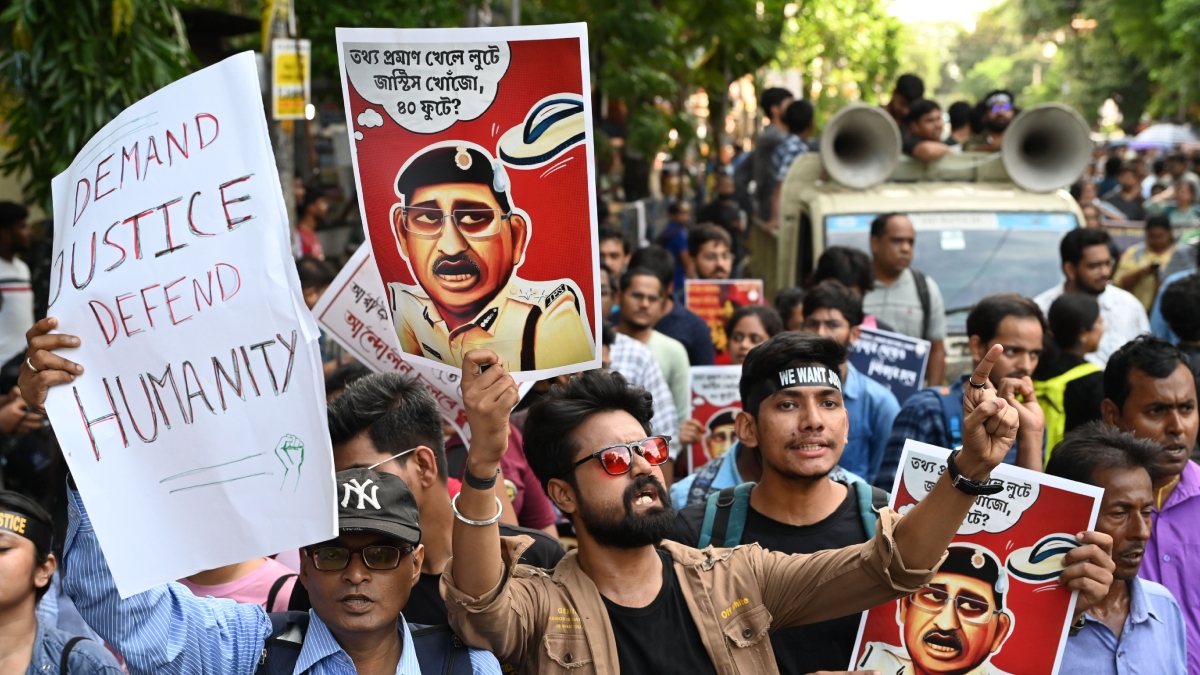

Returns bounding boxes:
[441,508,942,674]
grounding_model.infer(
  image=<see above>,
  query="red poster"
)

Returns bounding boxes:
[336,25,600,381]
[684,279,765,364]
[687,365,742,473]
[851,441,1102,674]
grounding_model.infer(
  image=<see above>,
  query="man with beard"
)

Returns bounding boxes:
[386,143,594,371]
[966,91,1016,153]
[667,332,896,674]
[1100,336,1200,672]
[877,294,1047,490]
[440,344,1115,674]
[858,544,1015,675]
[683,224,734,281]
[1046,423,1187,675]
[1035,228,1148,367]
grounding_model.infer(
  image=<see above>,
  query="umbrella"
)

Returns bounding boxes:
[1131,123,1199,148]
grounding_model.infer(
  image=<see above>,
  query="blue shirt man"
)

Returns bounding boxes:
[61,469,502,675]
[1044,423,1189,675]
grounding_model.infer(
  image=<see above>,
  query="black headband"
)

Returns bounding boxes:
[743,364,843,416]
[0,510,53,553]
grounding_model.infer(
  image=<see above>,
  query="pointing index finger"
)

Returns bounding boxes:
[970,344,1004,387]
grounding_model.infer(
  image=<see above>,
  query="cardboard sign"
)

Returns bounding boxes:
[850,441,1102,674]
[686,365,742,473]
[272,38,311,120]
[684,279,764,365]
[45,53,335,597]
[336,24,601,381]
[848,326,930,403]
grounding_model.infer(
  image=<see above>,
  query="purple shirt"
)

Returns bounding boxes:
[1141,459,1200,674]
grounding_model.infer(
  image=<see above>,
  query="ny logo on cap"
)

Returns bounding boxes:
[341,478,381,510]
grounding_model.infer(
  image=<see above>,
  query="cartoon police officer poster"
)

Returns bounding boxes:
[851,441,1103,674]
[336,24,600,380]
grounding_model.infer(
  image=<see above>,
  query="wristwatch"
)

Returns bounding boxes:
[946,449,1004,496]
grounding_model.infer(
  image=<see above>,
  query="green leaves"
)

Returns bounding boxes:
[0,0,193,213]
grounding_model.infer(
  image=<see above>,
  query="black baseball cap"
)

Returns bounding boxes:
[335,468,421,545]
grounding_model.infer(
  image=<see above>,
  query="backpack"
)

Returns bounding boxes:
[696,479,890,549]
[255,612,476,675]
[911,269,932,342]
[1034,362,1102,464]
[930,386,963,449]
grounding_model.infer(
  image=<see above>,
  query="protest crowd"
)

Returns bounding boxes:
[3,52,1200,675]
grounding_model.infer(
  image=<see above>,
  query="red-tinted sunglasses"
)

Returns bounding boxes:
[565,436,672,476]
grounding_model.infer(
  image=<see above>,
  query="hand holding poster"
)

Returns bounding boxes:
[848,326,930,403]
[336,24,601,381]
[684,279,765,364]
[45,53,334,597]
[851,441,1102,674]
[686,365,741,473]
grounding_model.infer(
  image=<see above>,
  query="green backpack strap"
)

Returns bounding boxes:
[698,482,755,549]
[851,480,890,539]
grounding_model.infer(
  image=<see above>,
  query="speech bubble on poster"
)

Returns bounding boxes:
[342,41,511,134]
[45,52,334,598]
[901,442,1040,535]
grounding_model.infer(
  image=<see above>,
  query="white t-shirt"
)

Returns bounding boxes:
[0,256,32,363]
[1034,282,1149,367]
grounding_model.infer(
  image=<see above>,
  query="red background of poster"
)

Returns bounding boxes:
[685,280,765,365]
[852,478,1097,673]
[688,400,741,472]
[344,37,594,324]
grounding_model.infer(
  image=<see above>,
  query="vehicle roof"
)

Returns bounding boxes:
[801,182,1079,217]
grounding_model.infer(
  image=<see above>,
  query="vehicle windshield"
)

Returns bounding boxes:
[825,212,1077,334]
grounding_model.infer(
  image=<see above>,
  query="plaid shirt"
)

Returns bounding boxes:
[609,333,680,454]
[875,377,1019,490]
[772,134,808,182]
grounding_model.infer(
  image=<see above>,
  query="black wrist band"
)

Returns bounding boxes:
[946,449,1004,496]
[464,466,500,491]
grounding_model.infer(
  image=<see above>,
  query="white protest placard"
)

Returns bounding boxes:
[313,242,470,440]
[46,52,335,597]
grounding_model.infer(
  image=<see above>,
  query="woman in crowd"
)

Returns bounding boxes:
[1033,293,1106,458]
[0,490,123,674]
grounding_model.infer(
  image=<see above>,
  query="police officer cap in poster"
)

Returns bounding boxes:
[859,543,1015,675]
[387,137,593,372]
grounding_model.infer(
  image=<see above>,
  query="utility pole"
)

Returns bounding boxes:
[262,0,297,231]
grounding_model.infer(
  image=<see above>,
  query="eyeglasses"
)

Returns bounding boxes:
[401,206,510,239]
[307,544,415,571]
[565,436,672,476]
[908,585,1000,625]
[990,102,1013,114]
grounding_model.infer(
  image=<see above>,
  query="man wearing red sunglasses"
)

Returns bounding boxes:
[443,345,1116,675]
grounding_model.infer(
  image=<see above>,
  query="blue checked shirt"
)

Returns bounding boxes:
[62,488,501,675]
[874,377,1020,490]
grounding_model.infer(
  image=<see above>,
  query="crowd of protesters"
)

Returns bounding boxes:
[0,75,1198,675]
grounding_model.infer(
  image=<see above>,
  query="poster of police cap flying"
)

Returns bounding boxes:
[337,24,600,381]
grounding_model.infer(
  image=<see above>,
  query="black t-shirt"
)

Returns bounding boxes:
[602,549,719,675]
[668,487,868,675]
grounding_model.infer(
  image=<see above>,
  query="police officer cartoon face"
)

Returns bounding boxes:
[394,180,528,322]
[898,571,1012,673]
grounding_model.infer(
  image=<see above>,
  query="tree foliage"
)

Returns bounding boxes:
[0,0,193,211]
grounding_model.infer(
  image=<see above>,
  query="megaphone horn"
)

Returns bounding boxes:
[819,104,902,190]
[1001,103,1091,193]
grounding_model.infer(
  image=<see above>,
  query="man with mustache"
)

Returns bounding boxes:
[966,91,1016,153]
[387,142,594,371]
[1100,335,1200,672]
[439,342,1114,674]
[859,544,1015,675]
[1046,422,1187,675]
[877,294,1047,490]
